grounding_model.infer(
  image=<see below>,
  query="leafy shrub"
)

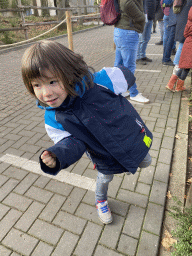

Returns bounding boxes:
[170,197,192,256]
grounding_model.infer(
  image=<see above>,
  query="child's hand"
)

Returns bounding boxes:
[41,151,57,168]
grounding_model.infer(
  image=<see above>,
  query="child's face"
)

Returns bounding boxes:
[31,70,68,108]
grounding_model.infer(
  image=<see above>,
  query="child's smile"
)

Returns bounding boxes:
[31,70,68,108]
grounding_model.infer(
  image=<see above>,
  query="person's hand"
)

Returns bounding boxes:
[41,151,57,168]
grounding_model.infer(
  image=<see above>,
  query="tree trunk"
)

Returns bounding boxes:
[185,183,192,209]
[57,0,69,30]
[83,0,87,15]
[32,0,39,16]
[41,0,50,17]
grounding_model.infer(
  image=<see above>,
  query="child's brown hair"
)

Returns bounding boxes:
[21,40,94,97]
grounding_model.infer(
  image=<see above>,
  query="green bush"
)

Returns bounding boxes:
[0,0,9,9]
[170,197,192,256]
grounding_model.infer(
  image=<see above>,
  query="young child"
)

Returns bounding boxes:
[21,40,153,224]
[165,6,192,92]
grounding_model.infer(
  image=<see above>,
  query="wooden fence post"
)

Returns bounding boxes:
[66,10,73,51]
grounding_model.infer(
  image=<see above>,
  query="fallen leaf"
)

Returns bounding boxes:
[175,134,180,139]
[169,173,173,177]
[161,230,177,251]
[188,157,192,162]
[167,191,172,199]
[187,178,192,183]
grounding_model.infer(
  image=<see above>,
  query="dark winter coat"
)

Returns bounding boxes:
[115,0,145,33]
[175,0,192,43]
[39,67,153,176]
[155,0,164,20]
[143,0,156,20]
[168,5,177,26]
[179,6,192,68]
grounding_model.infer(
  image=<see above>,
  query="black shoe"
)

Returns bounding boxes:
[136,59,147,65]
[171,48,177,55]
[155,41,163,45]
[162,60,174,66]
[141,57,152,62]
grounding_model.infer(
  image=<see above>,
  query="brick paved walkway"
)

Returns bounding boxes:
[0,26,188,255]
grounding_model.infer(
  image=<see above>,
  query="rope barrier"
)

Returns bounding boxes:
[0,13,100,49]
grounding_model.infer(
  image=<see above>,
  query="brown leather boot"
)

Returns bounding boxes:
[165,74,178,92]
[175,79,186,92]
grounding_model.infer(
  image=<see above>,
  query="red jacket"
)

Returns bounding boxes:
[179,6,192,69]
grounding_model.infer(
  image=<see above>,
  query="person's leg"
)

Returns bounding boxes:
[114,28,149,102]
[139,152,152,168]
[163,15,169,47]
[173,42,183,66]
[162,25,176,63]
[114,28,139,97]
[95,172,114,202]
[95,172,113,224]
[140,20,153,59]
[136,33,143,60]
[159,20,164,41]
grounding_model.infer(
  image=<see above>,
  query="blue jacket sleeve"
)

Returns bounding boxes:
[39,136,87,175]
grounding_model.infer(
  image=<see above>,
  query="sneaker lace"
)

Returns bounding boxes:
[99,202,109,213]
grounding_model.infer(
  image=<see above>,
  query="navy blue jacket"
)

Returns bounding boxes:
[39,67,153,176]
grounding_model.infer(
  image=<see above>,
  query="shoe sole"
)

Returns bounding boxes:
[165,86,175,92]
[130,99,150,104]
[98,216,113,224]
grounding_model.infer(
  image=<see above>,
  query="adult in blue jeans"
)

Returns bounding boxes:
[137,0,156,65]
[114,0,150,103]
[162,5,177,65]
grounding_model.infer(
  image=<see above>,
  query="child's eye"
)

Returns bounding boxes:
[32,83,40,88]
[50,80,57,85]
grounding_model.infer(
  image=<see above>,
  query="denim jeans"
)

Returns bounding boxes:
[162,24,176,62]
[163,15,176,49]
[173,43,183,65]
[137,20,153,60]
[95,153,152,202]
[114,28,139,97]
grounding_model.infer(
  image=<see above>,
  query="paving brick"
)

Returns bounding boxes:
[39,194,66,222]
[52,231,79,256]
[0,203,10,220]
[25,186,53,204]
[109,198,129,217]
[29,219,63,245]
[0,179,19,201]
[166,117,178,128]
[99,214,124,249]
[74,221,102,256]
[143,203,164,236]
[53,210,87,234]
[45,179,73,197]
[108,175,123,198]
[34,175,51,188]
[0,209,22,241]
[117,189,148,208]
[83,168,97,179]
[151,137,161,151]
[136,231,159,256]
[138,165,155,184]
[4,134,22,141]
[19,144,41,154]
[2,228,38,256]
[136,181,151,195]
[158,148,172,165]
[121,172,139,191]
[0,174,9,187]
[117,234,138,256]
[72,158,90,175]
[31,241,53,256]
[11,137,30,149]
[0,140,15,153]
[0,162,10,173]
[14,172,39,194]
[3,192,32,212]
[94,245,124,256]
[62,187,86,214]
[3,166,28,180]
[154,163,170,183]
[82,190,95,206]
[150,180,168,206]
[123,205,145,238]
[76,203,102,225]
[15,201,45,232]
[0,245,12,256]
